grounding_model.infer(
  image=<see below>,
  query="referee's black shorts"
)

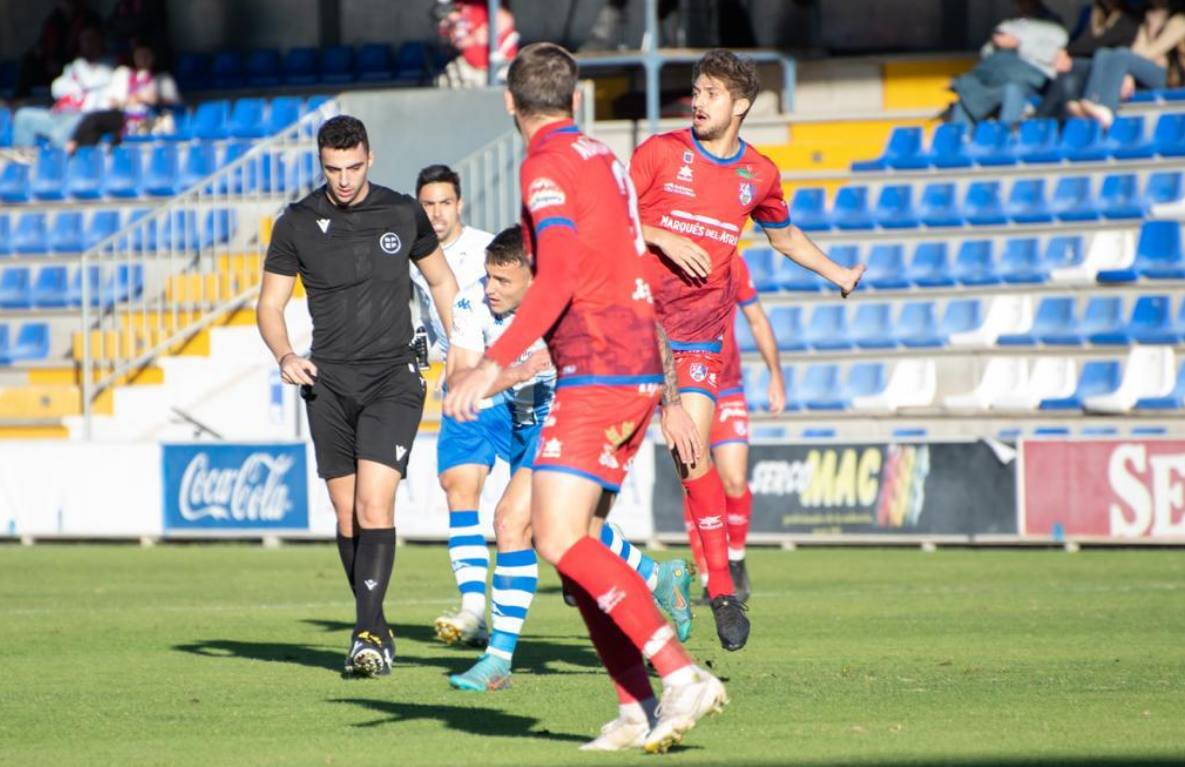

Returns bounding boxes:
[302,358,426,479]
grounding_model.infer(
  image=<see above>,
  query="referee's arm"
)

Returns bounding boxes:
[257,271,317,385]
[414,246,459,349]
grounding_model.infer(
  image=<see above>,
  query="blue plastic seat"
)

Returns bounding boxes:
[209,51,243,89]
[850,303,896,349]
[13,213,48,254]
[801,364,846,410]
[832,186,875,230]
[775,256,823,291]
[966,121,1016,166]
[875,185,918,228]
[265,96,303,136]
[229,97,267,138]
[1098,173,1143,219]
[0,162,29,203]
[143,144,180,197]
[1107,115,1154,159]
[925,122,972,168]
[998,296,1075,346]
[1144,171,1183,208]
[1044,235,1084,270]
[0,322,49,363]
[320,45,355,84]
[918,182,963,227]
[1006,178,1052,223]
[1083,296,1128,344]
[115,263,144,301]
[953,240,999,285]
[789,188,829,231]
[895,301,944,347]
[244,48,281,87]
[776,364,799,411]
[31,265,68,307]
[50,211,85,253]
[804,305,851,350]
[852,126,926,171]
[734,313,757,352]
[66,146,104,200]
[1101,221,1183,282]
[356,43,394,82]
[1135,362,1185,409]
[1128,295,1183,344]
[201,209,234,247]
[1040,361,1121,410]
[180,142,219,191]
[192,100,230,140]
[0,106,12,147]
[1050,176,1097,221]
[84,210,120,250]
[283,47,319,85]
[940,298,982,336]
[864,244,910,289]
[1016,118,1060,163]
[768,306,807,350]
[1000,238,1046,284]
[906,242,955,287]
[0,214,10,256]
[1062,117,1106,162]
[844,362,888,399]
[0,267,30,308]
[1153,113,1185,156]
[174,52,210,92]
[963,181,1007,225]
[66,265,105,307]
[743,365,770,411]
[393,41,432,84]
[743,248,775,291]
[104,145,142,198]
[32,147,67,200]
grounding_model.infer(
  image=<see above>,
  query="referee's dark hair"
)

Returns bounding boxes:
[485,225,529,269]
[507,42,578,119]
[416,164,462,199]
[317,115,369,153]
[693,49,760,114]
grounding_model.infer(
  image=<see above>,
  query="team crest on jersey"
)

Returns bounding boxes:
[689,363,708,383]
[527,177,566,212]
[379,232,402,254]
[682,149,694,164]
[738,182,753,206]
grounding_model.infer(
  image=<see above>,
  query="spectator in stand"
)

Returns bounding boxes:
[106,0,173,70]
[946,0,1068,127]
[435,0,519,88]
[1036,0,1141,121]
[12,0,102,101]
[12,26,114,150]
[1070,0,1185,128]
[65,43,180,153]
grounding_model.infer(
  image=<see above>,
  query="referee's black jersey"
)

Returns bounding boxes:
[265,184,440,364]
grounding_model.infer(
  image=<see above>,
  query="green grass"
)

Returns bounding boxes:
[1,544,1184,766]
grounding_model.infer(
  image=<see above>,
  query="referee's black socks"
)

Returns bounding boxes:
[336,532,357,594]
[353,527,397,637]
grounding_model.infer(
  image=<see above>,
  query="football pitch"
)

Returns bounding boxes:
[1,544,1183,766]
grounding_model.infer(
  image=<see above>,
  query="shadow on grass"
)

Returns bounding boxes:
[174,639,344,672]
[333,697,589,743]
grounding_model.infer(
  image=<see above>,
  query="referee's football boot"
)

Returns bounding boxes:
[709,594,750,651]
[448,653,512,692]
[652,559,694,642]
[729,559,752,604]
[433,608,489,648]
[344,630,389,678]
[643,667,729,754]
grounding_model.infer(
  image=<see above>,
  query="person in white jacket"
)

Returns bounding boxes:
[12,26,113,149]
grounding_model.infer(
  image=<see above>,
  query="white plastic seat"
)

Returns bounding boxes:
[1084,346,1177,413]
[948,294,1034,348]
[944,357,1028,411]
[992,357,1077,411]
[1049,230,1135,284]
[851,359,937,412]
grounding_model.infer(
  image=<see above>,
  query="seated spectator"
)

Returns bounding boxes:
[12,26,114,149]
[1070,0,1185,127]
[13,0,101,101]
[947,0,1068,127]
[1036,0,1141,121]
[435,0,519,88]
[65,43,180,153]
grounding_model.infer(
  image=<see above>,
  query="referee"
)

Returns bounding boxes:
[256,115,459,678]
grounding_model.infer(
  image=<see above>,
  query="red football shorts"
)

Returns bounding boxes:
[709,391,750,448]
[532,384,662,492]
[674,351,723,401]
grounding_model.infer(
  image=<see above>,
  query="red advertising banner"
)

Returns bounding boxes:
[1022,440,1185,540]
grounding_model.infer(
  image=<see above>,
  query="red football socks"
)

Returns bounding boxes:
[682,502,709,583]
[725,488,752,559]
[563,575,654,704]
[682,470,735,598]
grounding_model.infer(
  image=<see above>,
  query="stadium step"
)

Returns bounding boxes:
[0,383,113,421]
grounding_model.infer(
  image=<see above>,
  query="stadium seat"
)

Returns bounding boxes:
[743,248,775,291]
[944,357,1028,411]
[852,126,925,171]
[0,267,30,308]
[66,264,104,307]
[1044,235,1084,271]
[852,359,936,412]
[174,52,210,91]
[0,214,10,256]
[1000,238,1046,283]
[1016,118,1060,163]
[999,296,1078,346]
[1130,220,1185,279]
[201,209,235,248]
[875,185,919,228]
[265,96,303,136]
[85,210,120,250]
[1050,176,1098,221]
[948,294,1033,347]
[895,301,944,347]
[734,313,757,352]
[953,239,999,285]
[13,213,48,254]
[1135,361,1185,409]
[31,265,68,307]
[1040,361,1121,410]
[1098,173,1143,219]
[776,256,824,291]
[1127,295,1182,345]
[1061,117,1106,162]
[1145,170,1184,214]
[143,144,180,196]
[66,146,104,200]
[32,147,67,200]
[393,41,433,84]
[906,242,956,287]
[1082,296,1128,344]
[1106,115,1154,159]
[832,186,875,230]
[192,100,231,140]
[283,47,319,85]
[0,106,11,147]
[0,322,49,363]
[804,305,850,350]
[50,211,85,253]
[1006,178,1052,223]
[104,146,142,198]
[229,97,267,138]
[769,306,807,350]
[918,182,963,227]
[209,51,244,89]
[966,121,1015,165]
[789,188,829,231]
[963,181,1007,226]
[863,244,910,289]
[800,363,846,410]
[356,43,394,82]
[742,365,770,411]
[115,263,144,301]
[850,303,896,349]
[180,142,219,192]
[244,48,281,87]
[994,357,1077,410]
[940,298,983,337]
[842,362,888,402]
[320,45,355,84]
[1054,230,1135,284]
[1153,112,1185,156]
[925,122,972,168]
[0,161,29,203]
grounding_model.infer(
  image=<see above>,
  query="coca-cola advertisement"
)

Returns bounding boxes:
[1022,440,1185,541]
[162,443,309,531]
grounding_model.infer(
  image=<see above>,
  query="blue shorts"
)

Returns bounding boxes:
[437,404,546,476]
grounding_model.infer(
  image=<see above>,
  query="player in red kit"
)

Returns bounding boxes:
[444,43,724,754]
[631,49,864,651]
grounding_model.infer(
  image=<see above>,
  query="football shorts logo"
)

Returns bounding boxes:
[604,421,636,447]
[540,438,563,458]
[527,177,566,212]
[631,278,653,303]
[734,421,748,437]
[598,447,619,470]
[689,362,707,383]
[738,182,753,206]
[380,232,402,254]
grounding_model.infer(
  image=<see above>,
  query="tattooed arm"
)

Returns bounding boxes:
[656,323,703,467]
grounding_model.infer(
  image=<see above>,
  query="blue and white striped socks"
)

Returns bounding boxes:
[599,522,659,591]
[487,549,538,662]
[448,510,490,616]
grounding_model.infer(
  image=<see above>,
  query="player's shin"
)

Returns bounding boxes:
[599,522,658,590]
[725,488,752,561]
[682,470,735,598]
[487,549,538,662]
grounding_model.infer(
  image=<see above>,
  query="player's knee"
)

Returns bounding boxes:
[354,495,394,527]
[440,474,481,510]
[493,503,531,549]
[720,473,747,497]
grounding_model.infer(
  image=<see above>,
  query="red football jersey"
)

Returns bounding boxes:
[630,129,788,349]
[486,119,662,386]
[719,255,760,396]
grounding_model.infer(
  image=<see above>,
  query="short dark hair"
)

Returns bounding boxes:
[416,164,462,198]
[485,226,529,268]
[693,49,760,113]
[317,115,369,153]
[507,42,578,119]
